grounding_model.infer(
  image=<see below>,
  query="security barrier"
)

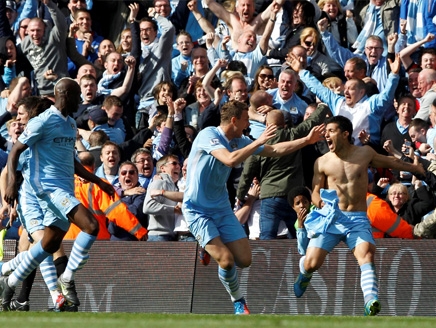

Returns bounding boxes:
[2,239,435,315]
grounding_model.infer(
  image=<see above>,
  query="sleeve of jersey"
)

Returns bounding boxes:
[18,116,44,147]
[100,190,147,240]
[367,196,414,239]
[199,128,227,154]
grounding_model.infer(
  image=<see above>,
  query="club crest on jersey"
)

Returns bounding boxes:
[71,124,75,130]
[230,142,238,150]
[61,197,71,208]
[210,138,220,146]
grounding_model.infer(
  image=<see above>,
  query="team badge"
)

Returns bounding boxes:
[61,197,71,208]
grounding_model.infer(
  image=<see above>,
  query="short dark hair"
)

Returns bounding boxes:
[16,96,51,119]
[89,130,109,147]
[73,8,91,20]
[102,95,122,109]
[346,57,367,73]
[139,17,158,31]
[288,186,312,207]
[220,100,248,124]
[326,115,353,143]
[410,118,430,132]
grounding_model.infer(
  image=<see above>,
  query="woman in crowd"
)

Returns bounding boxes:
[299,27,343,79]
[116,28,132,57]
[251,65,277,93]
[386,182,435,226]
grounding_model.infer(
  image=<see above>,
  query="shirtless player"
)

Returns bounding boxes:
[293,115,425,316]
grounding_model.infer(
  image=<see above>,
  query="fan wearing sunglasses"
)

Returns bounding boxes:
[299,27,343,79]
[107,161,148,240]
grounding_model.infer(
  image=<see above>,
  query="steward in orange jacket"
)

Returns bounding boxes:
[65,152,147,240]
[366,193,415,239]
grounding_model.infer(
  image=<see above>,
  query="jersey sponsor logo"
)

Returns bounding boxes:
[210,138,220,146]
[53,137,76,146]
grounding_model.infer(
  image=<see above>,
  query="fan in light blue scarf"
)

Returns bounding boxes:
[353,4,379,55]
[404,0,425,45]
[97,71,122,95]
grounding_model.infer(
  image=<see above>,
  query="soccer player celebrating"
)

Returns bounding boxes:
[182,100,325,314]
[294,116,425,316]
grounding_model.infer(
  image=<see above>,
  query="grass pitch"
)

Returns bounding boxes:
[0,313,435,328]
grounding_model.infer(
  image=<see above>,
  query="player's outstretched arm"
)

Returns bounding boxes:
[211,124,277,167]
[74,160,115,199]
[370,150,426,177]
[261,124,325,157]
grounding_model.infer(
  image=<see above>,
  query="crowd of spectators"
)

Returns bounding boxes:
[1,0,436,241]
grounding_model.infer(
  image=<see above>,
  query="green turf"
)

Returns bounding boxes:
[0,313,435,328]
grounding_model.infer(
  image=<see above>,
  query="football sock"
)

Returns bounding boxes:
[16,269,37,303]
[40,255,58,291]
[63,232,96,281]
[360,262,378,304]
[9,242,50,287]
[299,256,313,277]
[3,251,27,274]
[54,255,68,277]
[218,265,243,302]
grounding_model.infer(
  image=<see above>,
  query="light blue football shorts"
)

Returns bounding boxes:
[183,205,247,248]
[37,188,80,232]
[308,211,375,252]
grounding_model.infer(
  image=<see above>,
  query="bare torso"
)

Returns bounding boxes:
[229,14,264,49]
[318,145,373,212]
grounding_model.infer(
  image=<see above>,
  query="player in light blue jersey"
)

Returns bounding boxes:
[0,96,69,311]
[182,100,325,314]
[1,78,115,311]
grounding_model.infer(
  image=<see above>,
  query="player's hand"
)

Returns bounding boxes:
[306,124,325,145]
[98,180,115,199]
[257,123,277,145]
[358,129,370,145]
[4,184,18,206]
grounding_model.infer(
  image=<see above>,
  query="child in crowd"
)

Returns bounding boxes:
[288,186,312,256]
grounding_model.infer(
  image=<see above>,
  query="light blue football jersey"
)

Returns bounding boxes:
[183,126,263,212]
[18,106,77,194]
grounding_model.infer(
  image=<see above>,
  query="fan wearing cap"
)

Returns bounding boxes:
[5,0,18,27]
[78,107,124,145]
[5,0,37,37]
